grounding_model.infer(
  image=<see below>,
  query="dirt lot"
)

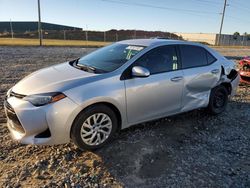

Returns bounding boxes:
[0,46,249,187]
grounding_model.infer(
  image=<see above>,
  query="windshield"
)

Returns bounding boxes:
[77,43,145,73]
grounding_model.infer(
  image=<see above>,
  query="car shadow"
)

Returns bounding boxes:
[93,99,250,187]
[2,89,249,187]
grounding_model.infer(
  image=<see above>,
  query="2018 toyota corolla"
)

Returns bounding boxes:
[4,39,239,150]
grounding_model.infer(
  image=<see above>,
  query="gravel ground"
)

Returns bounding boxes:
[0,46,249,187]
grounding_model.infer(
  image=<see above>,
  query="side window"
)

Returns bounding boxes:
[134,46,179,74]
[180,45,207,69]
[206,51,217,64]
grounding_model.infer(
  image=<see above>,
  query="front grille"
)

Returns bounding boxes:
[4,100,25,133]
[10,91,26,99]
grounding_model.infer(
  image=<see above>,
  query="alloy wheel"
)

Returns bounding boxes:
[80,113,112,146]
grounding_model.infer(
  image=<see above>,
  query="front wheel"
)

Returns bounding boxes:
[207,85,228,115]
[71,105,118,151]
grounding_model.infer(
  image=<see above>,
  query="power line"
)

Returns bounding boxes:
[9,19,14,39]
[190,0,221,5]
[99,0,250,33]
[100,0,220,15]
[155,0,222,9]
[229,0,250,10]
[226,15,250,25]
[153,0,221,7]
[228,3,250,13]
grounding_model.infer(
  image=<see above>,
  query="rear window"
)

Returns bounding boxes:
[180,45,208,69]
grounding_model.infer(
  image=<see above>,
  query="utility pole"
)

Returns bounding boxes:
[63,30,66,40]
[85,25,88,46]
[218,0,227,46]
[38,0,42,46]
[9,19,14,39]
[116,33,118,41]
[85,25,88,41]
[104,31,106,42]
[134,30,136,39]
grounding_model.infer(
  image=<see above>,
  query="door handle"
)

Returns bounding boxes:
[211,69,220,74]
[171,76,183,82]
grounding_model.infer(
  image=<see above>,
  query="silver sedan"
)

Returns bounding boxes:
[4,39,239,150]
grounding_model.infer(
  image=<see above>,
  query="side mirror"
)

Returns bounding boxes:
[132,66,150,77]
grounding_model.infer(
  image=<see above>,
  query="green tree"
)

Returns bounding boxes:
[233,32,240,39]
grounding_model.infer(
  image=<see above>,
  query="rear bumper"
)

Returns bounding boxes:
[4,96,79,145]
[230,73,240,97]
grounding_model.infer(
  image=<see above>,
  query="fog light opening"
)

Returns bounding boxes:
[35,128,51,138]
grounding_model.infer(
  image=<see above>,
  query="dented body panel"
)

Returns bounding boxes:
[179,59,238,113]
[181,62,221,112]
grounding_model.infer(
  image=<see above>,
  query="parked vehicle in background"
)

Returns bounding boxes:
[239,56,250,84]
[4,39,240,150]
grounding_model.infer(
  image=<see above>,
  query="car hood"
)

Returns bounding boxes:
[12,62,100,95]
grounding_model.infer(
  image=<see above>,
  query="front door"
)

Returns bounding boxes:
[124,45,184,124]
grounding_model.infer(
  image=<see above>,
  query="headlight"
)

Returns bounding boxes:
[23,92,66,106]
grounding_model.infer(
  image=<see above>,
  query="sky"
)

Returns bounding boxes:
[0,0,249,34]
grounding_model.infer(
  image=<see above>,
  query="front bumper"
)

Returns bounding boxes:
[4,95,79,145]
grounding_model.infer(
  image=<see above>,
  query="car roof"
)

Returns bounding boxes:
[117,38,225,60]
[118,38,204,47]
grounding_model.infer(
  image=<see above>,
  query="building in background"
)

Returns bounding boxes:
[176,32,250,46]
[176,32,216,45]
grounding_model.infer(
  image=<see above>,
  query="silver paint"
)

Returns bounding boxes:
[4,39,240,145]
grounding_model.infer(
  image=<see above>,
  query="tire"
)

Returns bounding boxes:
[207,85,228,115]
[71,104,118,151]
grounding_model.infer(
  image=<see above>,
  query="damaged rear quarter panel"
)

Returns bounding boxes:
[181,61,222,112]
[220,59,240,97]
[181,57,239,113]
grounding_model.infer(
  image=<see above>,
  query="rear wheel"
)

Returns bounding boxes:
[71,105,118,151]
[207,85,228,115]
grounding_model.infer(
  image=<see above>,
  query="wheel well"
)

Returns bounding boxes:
[220,82,232,95]
[71,102,122,137]
[98,102,122,131]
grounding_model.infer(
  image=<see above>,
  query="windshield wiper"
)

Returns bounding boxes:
[77,63,96,72]
[73,59,96,73]
[74,59,107,73]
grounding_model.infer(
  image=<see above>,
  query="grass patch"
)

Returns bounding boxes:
[0,38,110,47]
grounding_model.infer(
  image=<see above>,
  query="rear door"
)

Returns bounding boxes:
[179,45,221,111]
[124,45,184,124]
